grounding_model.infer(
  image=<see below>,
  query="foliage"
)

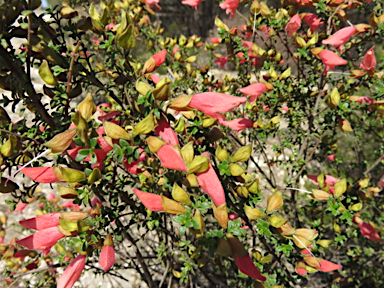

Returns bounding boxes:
[0,0,384,287]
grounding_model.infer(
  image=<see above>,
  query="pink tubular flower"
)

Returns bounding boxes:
[133,189,163,211]
[16,226,65,250]
[19,213,61,230]
[144,0,160,8]
[157,145,187,172]
[21,167,59,183]
[13,202,28,214]
[307,174,337,186]
[210,37,221,44]
[353,215,382,242]
[327,154,335,161]
[99,245,115,271]
[360,46,376,71]
[219,118,253,132]
[57,254,86,288]
[235,255,266,281]
[155,117,179,147]
[219,0,239,19]
[304,257,342,272]
[285,14,301,37]
[62,201,80,211]
[322,26,357,52]
[181,0,202,10]
[349,96,376,105]
[303,13,323,32]
[239,83,268,104]
[150,74,161,85]
[188,92,247,119]
[196,152,226,207]
[214,56,228,69]
[123,149,146,174]
[153,50,167,68]
[318,49,347,73]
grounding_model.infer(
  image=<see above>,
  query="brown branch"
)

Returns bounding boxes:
[66,41,82,95]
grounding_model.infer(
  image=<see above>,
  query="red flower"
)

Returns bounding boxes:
[99,235,115,272]
[360,46,376,71]
[318,50,347,73]
[133,189,186,214]
[16,226,65,250]
[303,13,323,32]
[322,26,356,52]
[57,254,86,288]
[157,145,187,172]
[181,0,203,10]
[327,154,335,161]
[155,117,179,147]
[353,215,382,242]
[304,257,342,272]
[285,14,301,37]
[196,152,226,207]
[210,37,221,44]
[123,149,146,175]
[19,213,61,230]
[152,50,167,67]
[219,118,253,132]
[21,167,59,183]
[219,0,239,19]
[235,255,266,281]
[214,56,228,69]
[239,83,268,104]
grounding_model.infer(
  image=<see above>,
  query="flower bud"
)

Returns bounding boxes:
[311,189,330,201]
[172,183,192,205]
[169,95,193,111]
[358,178,369,188]
[326,88,340,109]
[277,222,296,237]
[57,186,78,199]
[88,168,102,184]
[230,163,244,176]
[104,121,131,140]
[260,2,271,18]
[213,203,228,229]
[246,179,261,194]
[266,191,283,214]
[153,78,172,101]
[0,214,7,225]
[316,239,332,248]
[183,173,199,188]
[72,112,89,144]
[133,112,155,137]
[60,211,88,222]
[215,145,229,162]
[269,216,287,228]
[202,117,217,128]
[135,80,151,95]
[45,129,78,154]
[190,209,205,238]
[1,135,20,157]
[349,202,363,211]
[338,118,353,132]
[280,67,291,79]
[350,69,365,79]
[181,142,194,166]
[60,167,86,183]
[187,155,209,174]
[231,145,252,162]
[174,118,185,133]
[146,136,166,153]
[77,93,96,120]
[334,178,347,199]
[244,205,263,219]
[161,196,187,214]
[236,186,249,198]
[295,36,306,48]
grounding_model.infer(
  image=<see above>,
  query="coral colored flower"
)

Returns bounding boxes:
[181,0,202,10]
[239,83,268,104]
[123,149,146,174]
[16,227,65,250]
[322,26,357,52]
[57,254,86,288]
[144,0,160,8]
[281,106,289,112]
[353,215,382,242]
[48,192,56,203]
[155,118,179,147]
[295,262,307,275]
[219,0,239,18]
[210,37,221,44]
[219,118,253,132]
[327,154,335,161]
[19,213,61,230]
[304,257,342,272]
[13,202,28,213]
[235,255,266,281]
[152,50,167,67]
[318,50,347,73]
[133,189,186,214]
[99,245,115,271]
[196,152,226,206]
[285,14,301,37]
[172,45,180,56]
[157,145,187,172]
[303,13,323,32]
[105,22,115,30]
[188,92,247,119]
[349,96,375,105]
[214,56,228,69]
[21,167,59,183]
[150,74,161,84]
[307,174,337,186]
[62,201,80,211]
[360,46,376,71]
